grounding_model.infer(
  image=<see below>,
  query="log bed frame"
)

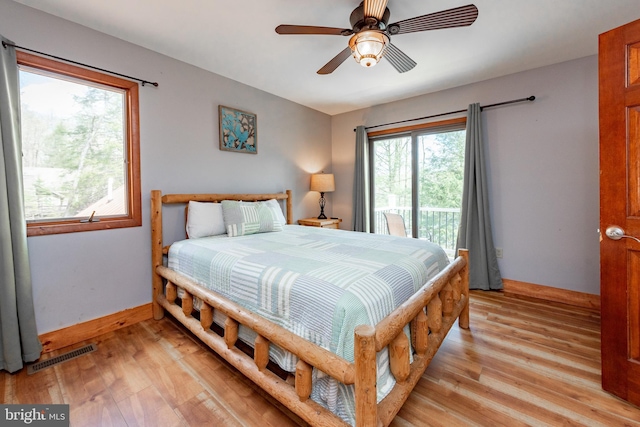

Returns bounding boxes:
[151,189,470,427]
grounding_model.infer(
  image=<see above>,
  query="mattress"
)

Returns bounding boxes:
[168,224,449,424]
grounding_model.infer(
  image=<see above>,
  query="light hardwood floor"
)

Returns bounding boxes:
[2,291,640,426]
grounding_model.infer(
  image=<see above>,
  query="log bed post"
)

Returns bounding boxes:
[354,325,378,427]
[151,189,164,320]
[286,189,293,225]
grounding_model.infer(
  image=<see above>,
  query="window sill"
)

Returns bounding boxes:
[27,216,142,237]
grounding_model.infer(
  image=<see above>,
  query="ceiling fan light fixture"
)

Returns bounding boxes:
[349,30,389,68]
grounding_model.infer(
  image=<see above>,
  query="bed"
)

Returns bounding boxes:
[151,189,469,427]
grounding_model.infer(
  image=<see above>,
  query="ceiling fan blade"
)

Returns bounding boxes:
[275,25,352,36]
[389,4,478,35]
[364,0,389,20]
[384,43,417,73]
[317,47,352,75]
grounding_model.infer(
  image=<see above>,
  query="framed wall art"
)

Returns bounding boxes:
[218,105,257,154]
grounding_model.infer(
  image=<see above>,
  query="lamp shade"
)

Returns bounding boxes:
[310,173,335,193]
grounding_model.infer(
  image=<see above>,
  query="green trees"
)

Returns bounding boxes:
[21,72,125,220]
[418,130,465,209]
[373,130,464,210]
[373,136,412,210]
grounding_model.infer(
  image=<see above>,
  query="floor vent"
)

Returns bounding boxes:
[27,343,97,375]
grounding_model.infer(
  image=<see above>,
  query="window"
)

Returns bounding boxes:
[17,51,141,236]
[369,118,466,257]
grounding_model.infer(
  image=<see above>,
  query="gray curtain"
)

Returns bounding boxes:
[456,103,503,290]
[353,125,370,232]
[0,36,42,372]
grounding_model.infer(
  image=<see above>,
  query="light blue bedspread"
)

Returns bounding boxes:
[168,225,449,424]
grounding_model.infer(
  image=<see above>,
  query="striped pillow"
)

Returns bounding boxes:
[221,200,284,237]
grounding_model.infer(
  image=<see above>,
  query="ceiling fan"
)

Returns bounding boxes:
[275,0,478,75]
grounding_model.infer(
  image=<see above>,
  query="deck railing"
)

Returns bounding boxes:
[375,207,461,257]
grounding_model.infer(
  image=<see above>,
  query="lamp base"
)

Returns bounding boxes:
[317,192,327,219]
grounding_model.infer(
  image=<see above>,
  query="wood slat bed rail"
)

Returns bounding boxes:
[374,252,468,351]
[156,265,356,385]
[157,252,469,427]
[365,249,469,426]
[377,294,469,426]
[156,293,350,427]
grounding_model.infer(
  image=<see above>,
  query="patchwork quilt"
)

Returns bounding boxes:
[168,224,449,425]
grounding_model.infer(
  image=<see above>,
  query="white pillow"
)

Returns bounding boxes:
[186,201,226,238]
[264,198,287,225]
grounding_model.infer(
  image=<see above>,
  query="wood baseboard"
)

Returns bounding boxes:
[502,279,600,310]
[38,303,153,353]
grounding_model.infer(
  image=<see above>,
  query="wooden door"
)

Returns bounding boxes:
[599,18,640,406]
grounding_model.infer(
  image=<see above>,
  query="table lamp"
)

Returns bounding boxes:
[310,173,335,219]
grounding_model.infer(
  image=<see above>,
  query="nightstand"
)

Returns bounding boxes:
[298,218,342,229]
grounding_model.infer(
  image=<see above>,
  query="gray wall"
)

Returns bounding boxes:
[1,0,332,334]
[331,56,600,295]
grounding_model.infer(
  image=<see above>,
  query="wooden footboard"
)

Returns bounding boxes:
[150,190,469,427]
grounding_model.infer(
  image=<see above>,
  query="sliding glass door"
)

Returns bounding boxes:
[371,135,413,236]
[370,120,466,257]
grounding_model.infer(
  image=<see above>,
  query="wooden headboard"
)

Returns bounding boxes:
[164,191,292,225]
[150,189,292,319]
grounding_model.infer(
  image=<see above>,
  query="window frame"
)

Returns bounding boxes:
[17,51,141,236]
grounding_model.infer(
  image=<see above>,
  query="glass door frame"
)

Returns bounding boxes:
[367,117,467,237]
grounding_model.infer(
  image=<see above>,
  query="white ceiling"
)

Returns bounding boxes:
[12,0,640,115]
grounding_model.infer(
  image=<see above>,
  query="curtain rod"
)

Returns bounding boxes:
[356,95,535,132]
[2,41,159,87]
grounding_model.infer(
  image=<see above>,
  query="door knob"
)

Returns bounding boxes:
[605,226,640,243]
